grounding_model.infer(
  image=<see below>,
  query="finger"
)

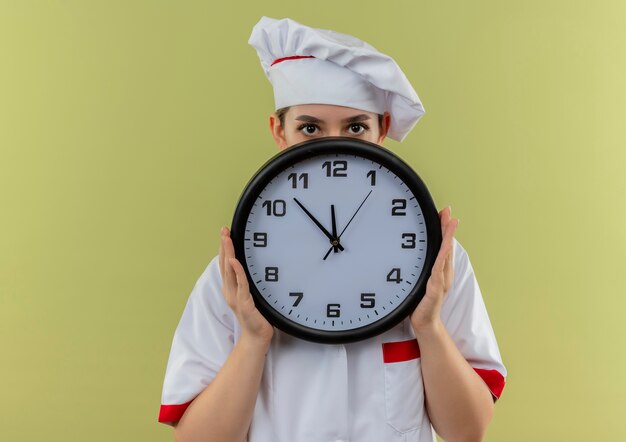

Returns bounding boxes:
[219,228,226,276]
[223,232,238,288]
[229,257,250,301]
[436,219,458,268]
[440,206,451,235]
[443,218,458,250]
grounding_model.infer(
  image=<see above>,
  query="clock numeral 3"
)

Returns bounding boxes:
[386,268,403,283]
[287,172,308,189]
[262,199,286,217]
[322,160,347,177]
[253,232,267,247]
[391,199,407,216]
[264,267,279,282]
[360,293,376,308]
[401,233,416,248]
[289,292,303,307]
[327,303,341,318]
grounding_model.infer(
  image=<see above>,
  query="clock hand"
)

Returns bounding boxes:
[323,204,342,261]
[323,189,373,258]
[331,204,339,254]
[338,189,373,238]
[293,197,345,252]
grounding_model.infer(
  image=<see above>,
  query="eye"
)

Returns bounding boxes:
[298,123,320,136]
[347,123,368,135]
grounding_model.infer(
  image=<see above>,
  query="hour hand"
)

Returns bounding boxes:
[331,204,340,254]
[293,197,345,251]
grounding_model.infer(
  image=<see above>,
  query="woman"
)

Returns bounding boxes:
[158,16,507,442]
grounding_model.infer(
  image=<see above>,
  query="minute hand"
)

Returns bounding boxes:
[293,197,345,251]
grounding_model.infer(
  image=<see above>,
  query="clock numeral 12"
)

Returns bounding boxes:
[262,199,286,217]
[287,172,308,189]
[322,160,347,177]
[327,303,341,318]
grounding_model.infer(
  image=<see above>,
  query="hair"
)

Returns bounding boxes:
[276,106,384,129]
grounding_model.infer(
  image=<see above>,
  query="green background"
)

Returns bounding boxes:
[1,1,624,440]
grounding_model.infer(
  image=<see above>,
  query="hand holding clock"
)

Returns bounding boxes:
[220,226,274,344]
[409,206,460,333]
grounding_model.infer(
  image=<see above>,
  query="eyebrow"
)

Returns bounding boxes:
[294,114,372,124]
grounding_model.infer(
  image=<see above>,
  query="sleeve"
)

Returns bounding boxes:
[440,238,507,402]
[157,255,239,425]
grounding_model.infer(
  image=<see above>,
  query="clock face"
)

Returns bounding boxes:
[231,137,441,344]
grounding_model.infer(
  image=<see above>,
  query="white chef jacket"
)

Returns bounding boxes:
[158,238,507,442]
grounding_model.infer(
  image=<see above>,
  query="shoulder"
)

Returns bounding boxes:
[183,254,233,324]
[441,237,485,324]
[451,237,472,278]
[451,238,474,291]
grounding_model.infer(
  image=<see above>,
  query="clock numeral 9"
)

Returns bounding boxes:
[386,268,403,283]
[367,170,376,186]
[322,160,347,177]
[288,172,308,189]
[253,232,267,247]
[327,303,341,318]
[401,233,416,249]
[264,267,278,282]
[289,292,303,307]
[360,293,376,308]
[391,199,407,216]
[262,199,286,217]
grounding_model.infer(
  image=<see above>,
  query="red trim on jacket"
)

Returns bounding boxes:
[271,55,315,66]
[382,339,421,363]
[158,401,193,424]
[473,368,506,401]
[382,339,506,401]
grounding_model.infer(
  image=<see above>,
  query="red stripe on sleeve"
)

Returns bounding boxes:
[473,368,506,401]
[158,401,193,424]
[382,339,421,363]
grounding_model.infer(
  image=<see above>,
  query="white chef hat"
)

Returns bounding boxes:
[248,16,425,142]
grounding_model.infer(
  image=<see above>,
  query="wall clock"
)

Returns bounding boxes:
[230,137,441,344]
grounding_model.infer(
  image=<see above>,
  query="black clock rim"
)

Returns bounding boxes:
[230,137,442,345]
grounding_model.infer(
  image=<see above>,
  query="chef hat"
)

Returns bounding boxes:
[248,16,425,142]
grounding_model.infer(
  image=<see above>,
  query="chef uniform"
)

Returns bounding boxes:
[158,16,507,442]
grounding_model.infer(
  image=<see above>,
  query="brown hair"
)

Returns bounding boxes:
[276,106,384,128]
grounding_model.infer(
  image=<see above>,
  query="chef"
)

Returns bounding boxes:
[158,16,507,442]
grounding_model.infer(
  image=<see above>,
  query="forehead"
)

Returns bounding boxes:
[286,104,377,120]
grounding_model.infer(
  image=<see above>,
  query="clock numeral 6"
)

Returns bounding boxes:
[391,199,407,216]
[386,268,403,283]
[327,303,341,318]
[360,293,376,308]
[253,232,267,247]
[264,267,278,282]
[287,172,308,189]
[322,160,347,177]
[262,199,286,217]
[289,292,303,307]
[401,233,416,248]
